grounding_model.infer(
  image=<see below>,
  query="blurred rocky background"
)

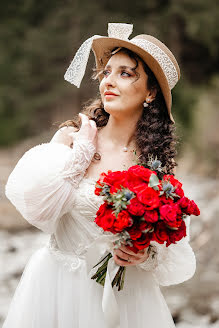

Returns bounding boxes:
[0,1,219,327]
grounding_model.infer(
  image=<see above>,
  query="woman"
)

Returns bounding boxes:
[3,23,196,328]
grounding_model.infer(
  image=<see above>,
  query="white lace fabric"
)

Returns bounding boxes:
[5,137,196,286]
[136,245,158,271]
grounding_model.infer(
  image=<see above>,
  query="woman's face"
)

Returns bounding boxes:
[99,51,149,118]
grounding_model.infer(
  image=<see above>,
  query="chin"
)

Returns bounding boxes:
[103,104,123,114]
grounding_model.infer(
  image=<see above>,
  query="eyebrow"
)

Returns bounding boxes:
[105,64,134,70]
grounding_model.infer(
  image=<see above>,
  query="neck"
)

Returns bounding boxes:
[99,110,143,149]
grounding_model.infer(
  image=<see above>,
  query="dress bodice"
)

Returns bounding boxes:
[52,177,106,256]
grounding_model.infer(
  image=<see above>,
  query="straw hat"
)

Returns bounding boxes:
[64,23,180,123]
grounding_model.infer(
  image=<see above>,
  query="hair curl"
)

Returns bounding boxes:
[58,47,179,178]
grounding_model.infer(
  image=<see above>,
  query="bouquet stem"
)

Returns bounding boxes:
[91,252,126,291]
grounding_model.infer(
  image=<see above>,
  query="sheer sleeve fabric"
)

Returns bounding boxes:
[5,139,95,234]
[136,216,196,286]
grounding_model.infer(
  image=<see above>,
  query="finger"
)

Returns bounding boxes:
[114,249,140,262]
[118,245,140,256]
[59,126,68,132]
[113,254,131,267]
[89,119,97,129]
[79,113,90,127]
[114,249,130,261]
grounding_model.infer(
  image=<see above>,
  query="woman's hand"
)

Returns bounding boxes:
[50,126,77,147]
[113,243,149,267]
[69,113,97,147]
[50,113,97,149]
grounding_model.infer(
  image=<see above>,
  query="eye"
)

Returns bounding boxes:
[102,69,110,76]
[121,71,131,77]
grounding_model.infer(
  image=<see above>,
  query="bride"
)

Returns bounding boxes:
[3,23,196,328]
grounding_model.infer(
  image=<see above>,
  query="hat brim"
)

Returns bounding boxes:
[92,37,174,123]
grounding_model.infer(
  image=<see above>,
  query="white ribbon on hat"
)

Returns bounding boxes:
[64,23,133,87]
[84,234,121,328]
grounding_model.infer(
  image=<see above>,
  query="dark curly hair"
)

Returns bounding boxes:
[59,47,179,178]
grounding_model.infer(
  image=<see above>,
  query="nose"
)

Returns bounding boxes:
[104,72,116,87]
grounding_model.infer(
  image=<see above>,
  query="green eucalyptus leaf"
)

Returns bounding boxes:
[148,173,159,188]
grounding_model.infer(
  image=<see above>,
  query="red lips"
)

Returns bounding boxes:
[104,91,118,96]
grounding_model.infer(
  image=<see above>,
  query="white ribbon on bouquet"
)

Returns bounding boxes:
[84,234,121,328]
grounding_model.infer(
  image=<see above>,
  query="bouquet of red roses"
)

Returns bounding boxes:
[91,155,200,291]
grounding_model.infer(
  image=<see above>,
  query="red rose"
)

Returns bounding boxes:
[126,165,156,192]
[144,209,159,223]
[174,203,183,217]
[126,176,145,193]
[128,165,155,181]
[136,186,160,209]
[131,182,148,194]
[166,220,187,246]
[95,203,116,232]
[190,200,200,216]
[127,224,142,240]
[132,233,151,250]
[165,204,183,228]
[114,210,133,232]
[176,197,200,216]
[159,194,174,206]
[127,197,146,216]
[95,202,107,219]
[160,204,178,224]
[163,175,182,188]
[163,175,184,199]
[166,217,182,229]
[152,221,169,244]
[103,170,128,193]
[184,200,200,216]
[174,186,184,198]
[177,196,190,209]
[139,221,153,232]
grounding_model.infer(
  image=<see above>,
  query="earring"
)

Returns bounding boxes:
[143,101,148,108]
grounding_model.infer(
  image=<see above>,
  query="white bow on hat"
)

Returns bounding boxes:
[64,23,134,88]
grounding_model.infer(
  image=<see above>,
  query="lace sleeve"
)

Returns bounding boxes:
[136,245,158,271]
[5,139,95,234]
[136,216,196,286]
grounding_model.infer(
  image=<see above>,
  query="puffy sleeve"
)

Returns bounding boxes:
[5,138,95,234]
[136,216,196,286]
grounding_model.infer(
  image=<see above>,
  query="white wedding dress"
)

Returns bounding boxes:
[2,136,196,328]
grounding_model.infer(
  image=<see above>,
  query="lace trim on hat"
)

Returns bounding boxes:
[108,23,133,40]
[131,38,178,89]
